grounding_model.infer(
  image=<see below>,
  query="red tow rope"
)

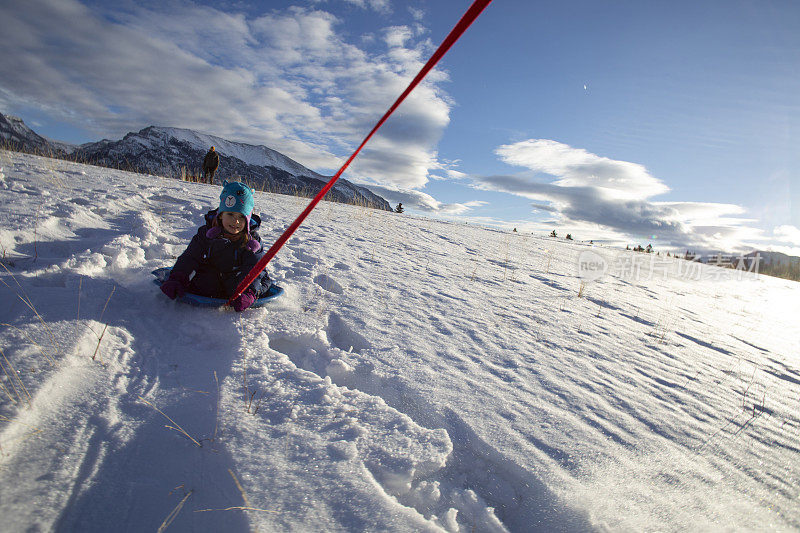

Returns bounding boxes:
[228,0,493,305]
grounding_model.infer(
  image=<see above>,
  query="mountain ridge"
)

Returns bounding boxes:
[0,113,55,154]
[0,112,392,210]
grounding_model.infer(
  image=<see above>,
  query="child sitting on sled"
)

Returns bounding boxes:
[160,181,270,312]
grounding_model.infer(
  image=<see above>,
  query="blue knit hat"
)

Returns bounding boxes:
[218,180,254,218]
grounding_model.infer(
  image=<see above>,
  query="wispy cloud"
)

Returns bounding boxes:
[366,184,487,215]
[0,0,447,189]
[428,159,467,181]
[774,225,800,245]
[317,0,392,15]
[495,139,670,200]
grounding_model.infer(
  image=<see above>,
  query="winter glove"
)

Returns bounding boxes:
[232,290,256,312]
[160,271,189,300]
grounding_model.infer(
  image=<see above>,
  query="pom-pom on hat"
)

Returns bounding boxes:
[218,180,254,218]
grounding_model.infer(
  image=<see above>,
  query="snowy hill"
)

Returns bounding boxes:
[1,150,799,532]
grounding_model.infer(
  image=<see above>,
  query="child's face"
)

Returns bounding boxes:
[219,211,247,234]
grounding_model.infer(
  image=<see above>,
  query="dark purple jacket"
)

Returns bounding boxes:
[171,209,270,298]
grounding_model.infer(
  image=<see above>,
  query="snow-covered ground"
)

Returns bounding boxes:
[0,150,798,532]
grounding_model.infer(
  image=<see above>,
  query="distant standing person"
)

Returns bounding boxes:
[202,147,220,183]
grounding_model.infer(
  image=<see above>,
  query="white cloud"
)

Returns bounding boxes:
[495,139,670,200]
[343,0,392,14]
[476,139,768,253]
[365,184,486,214]
[0,0,449,188]
[774,225,800,245]
[384,26,414,48]
[427,159,467,181]
[311,0,391,14]
[445,169,468,180]
[652,201,747,224]
[408,7,425,22]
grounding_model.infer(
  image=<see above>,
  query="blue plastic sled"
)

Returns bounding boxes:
[152,267,283,308]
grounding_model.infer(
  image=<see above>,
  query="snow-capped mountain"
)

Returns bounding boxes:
[0,113,65,155]
[0,113,391,210]
[75,126,392,209]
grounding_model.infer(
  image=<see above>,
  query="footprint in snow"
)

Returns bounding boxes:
[294,250,319,266]
[314,273,343,295]
[327,312,370,354]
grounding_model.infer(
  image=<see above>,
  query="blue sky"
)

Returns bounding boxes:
[2,0,799,255]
